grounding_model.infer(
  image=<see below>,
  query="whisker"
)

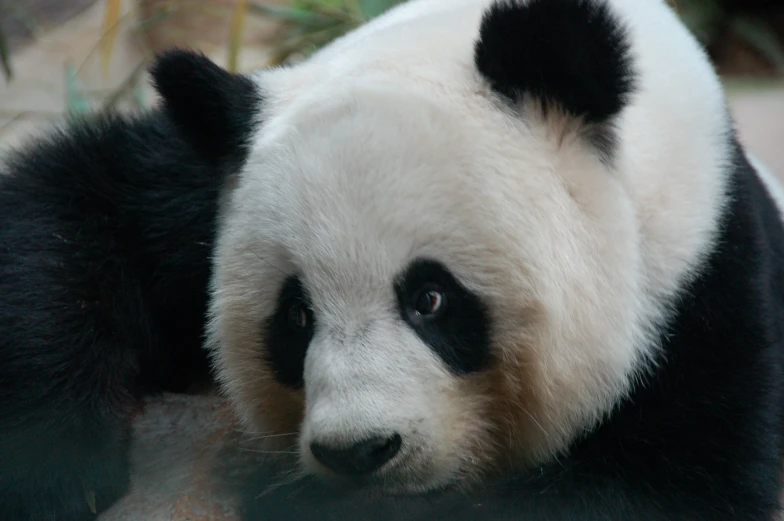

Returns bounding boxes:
[517,404,548,439]
[255,467,309,498]
[236,430,299,442]
[251,250,290,277]
[239,448,300,455]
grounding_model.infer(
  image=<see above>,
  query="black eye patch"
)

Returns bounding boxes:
[263,275,315,389]
[394,258,492,375]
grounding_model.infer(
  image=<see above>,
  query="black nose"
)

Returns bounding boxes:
[310,434,402,476]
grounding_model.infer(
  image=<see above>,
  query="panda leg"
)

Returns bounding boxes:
[0,412,133,521]
[0,277,153,520]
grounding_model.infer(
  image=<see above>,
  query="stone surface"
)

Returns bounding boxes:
[99,393,263,521]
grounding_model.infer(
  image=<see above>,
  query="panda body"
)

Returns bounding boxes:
[1,0,784,519]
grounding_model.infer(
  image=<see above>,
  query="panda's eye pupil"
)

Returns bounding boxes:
[414,289,445,316]
[288,304,310,329]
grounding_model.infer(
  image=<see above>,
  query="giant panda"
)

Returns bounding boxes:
[2,0,784,520]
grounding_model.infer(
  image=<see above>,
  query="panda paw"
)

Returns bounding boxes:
[0,431,132,521]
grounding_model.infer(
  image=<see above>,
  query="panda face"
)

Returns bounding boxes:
[208,83,649,491]
[211,89,504,491]
[205,0,731,494]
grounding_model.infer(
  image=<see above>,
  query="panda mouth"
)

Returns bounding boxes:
[335,475,456,497]
[307,451,457,496]
[341,461,462,496]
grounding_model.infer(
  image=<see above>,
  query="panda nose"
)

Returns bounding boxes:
[310,434,402,476]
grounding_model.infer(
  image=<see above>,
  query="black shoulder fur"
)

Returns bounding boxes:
[0,49,260,520]
[0,108,224,520]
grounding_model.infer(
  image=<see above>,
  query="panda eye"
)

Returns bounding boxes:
[265,275,314,389]
[288,303,311,329]
[395,259,491,375]
[414,288,446,317]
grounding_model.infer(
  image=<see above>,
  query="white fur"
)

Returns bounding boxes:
[207,0,740,491]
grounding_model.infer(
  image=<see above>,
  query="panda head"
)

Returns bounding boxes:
[152,0,730,494]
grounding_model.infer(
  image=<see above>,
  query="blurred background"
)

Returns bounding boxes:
[0,0,783,173]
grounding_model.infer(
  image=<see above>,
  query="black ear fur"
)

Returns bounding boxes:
[474,0,635,124]
[149,49,261,162]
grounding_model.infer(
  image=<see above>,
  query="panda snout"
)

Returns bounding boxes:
[309,433,403,476]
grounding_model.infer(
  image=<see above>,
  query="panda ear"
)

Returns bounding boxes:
[474,0,635,124]
[149,49,261,162]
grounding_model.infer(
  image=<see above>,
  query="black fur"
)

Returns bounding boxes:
[235,135,784,521]
[394,259,492,375]
[0,50,259,520]
[474,0,636,124]
[265,275,315,389]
